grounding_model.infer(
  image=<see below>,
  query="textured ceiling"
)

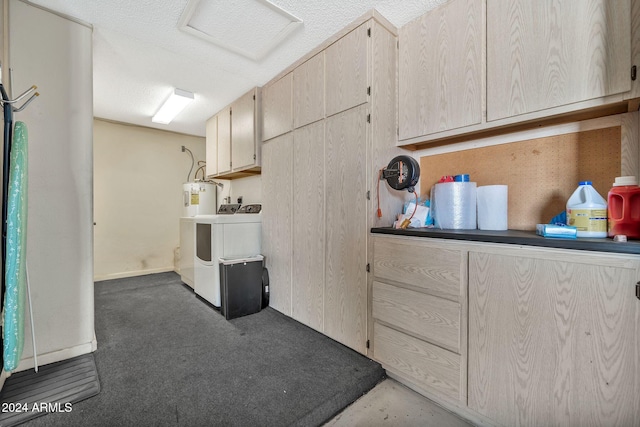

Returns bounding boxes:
[25,0,447,137]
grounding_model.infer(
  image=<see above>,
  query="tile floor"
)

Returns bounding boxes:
[324,378,473,427]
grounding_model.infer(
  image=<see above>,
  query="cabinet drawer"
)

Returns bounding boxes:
[373,281,460,352]
[373,236,464,301]
[374,323,463,402]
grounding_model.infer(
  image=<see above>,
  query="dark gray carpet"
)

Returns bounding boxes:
[18,272,384,426]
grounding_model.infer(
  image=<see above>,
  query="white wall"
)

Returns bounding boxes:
[229,175,262,205]
[93,119,206,281]
[9,0,94,370]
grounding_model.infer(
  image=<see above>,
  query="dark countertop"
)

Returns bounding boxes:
[370,227,640,255]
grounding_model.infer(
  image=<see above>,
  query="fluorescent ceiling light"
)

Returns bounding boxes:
[152,88,194,124]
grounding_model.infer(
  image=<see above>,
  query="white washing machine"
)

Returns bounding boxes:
[179,217,196,288]
[194,204,262,307]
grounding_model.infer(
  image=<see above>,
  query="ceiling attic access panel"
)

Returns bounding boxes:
[179,0,303,61]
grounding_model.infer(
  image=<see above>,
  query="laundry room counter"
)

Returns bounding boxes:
[370,227,640,255]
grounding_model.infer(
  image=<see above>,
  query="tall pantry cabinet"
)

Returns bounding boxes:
[261,13,400,355]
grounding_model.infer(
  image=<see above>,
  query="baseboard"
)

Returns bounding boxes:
[94,266,175,282]
[12,339,97,373]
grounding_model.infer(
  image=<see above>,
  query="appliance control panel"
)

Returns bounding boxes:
[237,204,261,214]
[217,203,241,214]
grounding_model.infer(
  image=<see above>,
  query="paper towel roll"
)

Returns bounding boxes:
[477,185,508,230]
[433,182,477,229]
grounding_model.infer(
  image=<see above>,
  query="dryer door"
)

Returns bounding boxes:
[196,223,212,262]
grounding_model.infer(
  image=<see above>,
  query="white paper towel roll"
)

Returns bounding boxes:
[476,185,508,230]
[434,182,477,229]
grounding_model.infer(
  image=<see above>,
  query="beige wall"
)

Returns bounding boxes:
[229,175,262,205]
[9,1,95,372]
[409,112,640,199]
[94,119,206,281]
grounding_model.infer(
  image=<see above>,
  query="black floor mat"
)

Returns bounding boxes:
[0,354,100,426]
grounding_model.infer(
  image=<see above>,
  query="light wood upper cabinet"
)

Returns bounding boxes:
[468,248,640,426]
[630,0,640,100]
[398,0,482,141]
[205,115,217,177]
[487,0,631,121]
[231,88,260,171]
[216,106,231,175]
[207,87,261,179]
[325,23,369,117]
[262,73,292,141]
[396,0,639,148]
[291,121,325,331]
[293,53,325,129]
[261,133,293,316]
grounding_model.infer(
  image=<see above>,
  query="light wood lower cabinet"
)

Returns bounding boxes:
[372,235,640,427]
[291,121,325,330]
[372,235,468,404]
[324,105,369,354]
[261,133,293,315]
[468,247,640,427]
[374,322,463,401]
[261,14,398,355]
[373,281,461,352]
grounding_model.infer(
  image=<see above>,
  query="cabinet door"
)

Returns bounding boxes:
[231,89,256,171]
[398,0,482,140]
[293,52,325,129]
[487,0,631,121]
[217,107,231,174]
[468,250,640,426]
[205,115,217,177]
[325,23,369,117]
[325,104,368,353]
[291,121,325,331]
[261,133,293,315]
[262,73,292,141]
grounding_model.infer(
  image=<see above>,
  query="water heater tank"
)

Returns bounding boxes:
[183,182,217,217]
